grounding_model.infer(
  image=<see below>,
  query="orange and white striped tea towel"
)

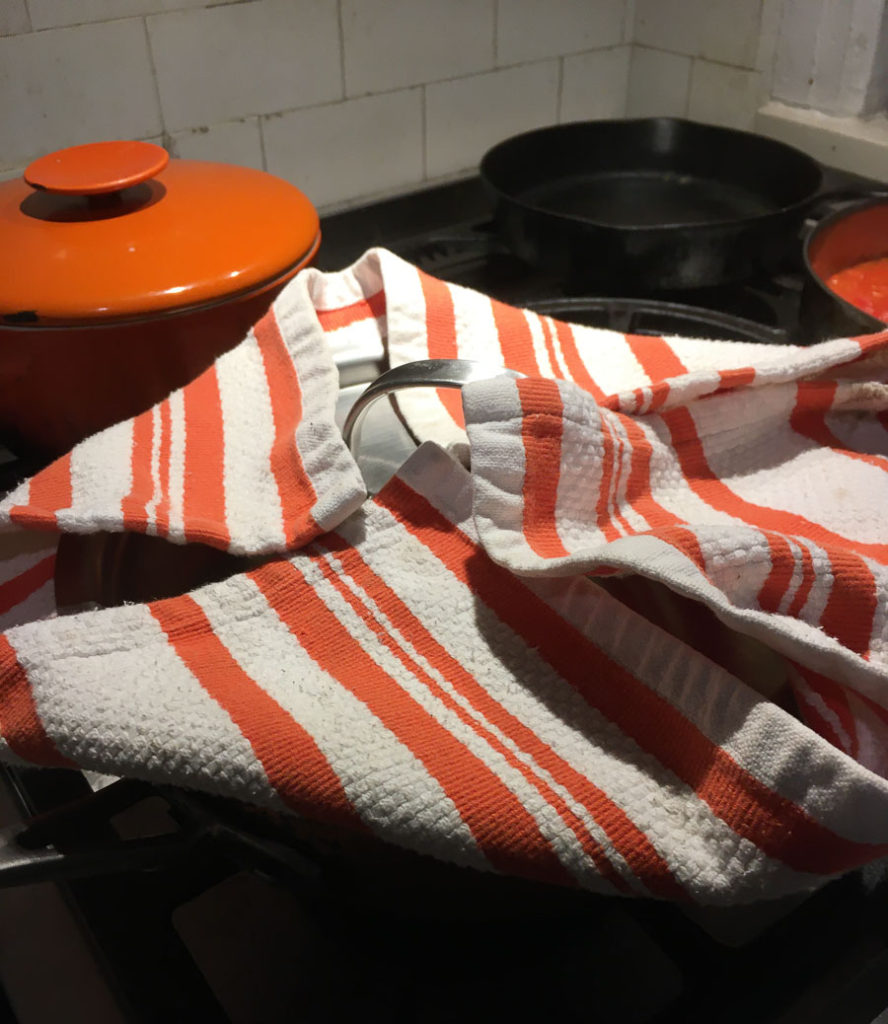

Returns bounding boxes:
[0,273,367,629]
[0,248,887,905]
[372,249,888,780]
[3,442,888,904]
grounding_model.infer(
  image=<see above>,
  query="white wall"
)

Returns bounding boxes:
[626,0,782,129]
[6,0,887,205]
[626,0,888,130]
[771,0,888,117]
[0,0,634,212]
[624,0,888,180]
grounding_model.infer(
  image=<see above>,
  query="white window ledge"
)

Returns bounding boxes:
[755,101,888,182]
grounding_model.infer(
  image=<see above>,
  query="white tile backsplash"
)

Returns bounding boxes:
[635,0,762,68]
[622,0,636,43]
[26,0,228,30]
[425,61,559,178]
[168,118,265,170]
[756,0,784,78]
[808,3,853,114]
[772,0,888,117]
[634,0,704,59]
[0,18,161,170]
[341,0,494,96]
[262,89,423,210]
[626,46,691,118]
[771,0,823,107]
[147,0,341,132]
[699,0,762,69]
[496,0,623,65]
[688,59,762,130]
[9,0,639,209]
[6,0,873,222]
[0,0,29,35]
[560,47,630,122]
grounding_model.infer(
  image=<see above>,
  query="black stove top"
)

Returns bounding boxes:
[319,176,799,324]
[390,222,797,339]
[4,165,888,1024]
[319,163,879,346]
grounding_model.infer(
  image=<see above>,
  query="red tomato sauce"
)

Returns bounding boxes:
[826,256,888,321]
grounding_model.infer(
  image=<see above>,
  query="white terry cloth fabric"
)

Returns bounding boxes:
[2,441,888,905]
[0,272,367,630]
[358,248,888,780]
[460,368,888,778]
[0,247,887,905]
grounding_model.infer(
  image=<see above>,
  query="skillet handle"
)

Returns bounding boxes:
[802,186,888,233]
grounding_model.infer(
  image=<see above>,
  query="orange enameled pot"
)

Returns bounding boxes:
[0,140,320,460]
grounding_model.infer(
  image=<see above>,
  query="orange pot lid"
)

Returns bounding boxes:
[0,140,320,325]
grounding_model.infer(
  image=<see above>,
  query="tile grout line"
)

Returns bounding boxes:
[623,0,636,44]
[337,48,619,103]
[757,0,781,92]
[683,55,695,116]
[336,0,347,98]
[626,42,637,114]
[257,115,268,172]
[808,5,826,111]
[141,15,168,146]
[620,43,632,117]
[631,40,759,73]
[556,56,565,122]
[252,53,599,126]
[14,0,259,34]
[420,84,428,181]
[837,6,854,112]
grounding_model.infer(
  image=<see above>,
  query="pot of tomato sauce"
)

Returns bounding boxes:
[802,197,888,341]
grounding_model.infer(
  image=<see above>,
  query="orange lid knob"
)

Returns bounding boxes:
[24,140,170,196]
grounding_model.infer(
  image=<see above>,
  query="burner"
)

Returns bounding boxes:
[524,296,787,344]
[391,226,568,307]
[384,222,808,341]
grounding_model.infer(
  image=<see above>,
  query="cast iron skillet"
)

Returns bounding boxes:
[480,118,825,290]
